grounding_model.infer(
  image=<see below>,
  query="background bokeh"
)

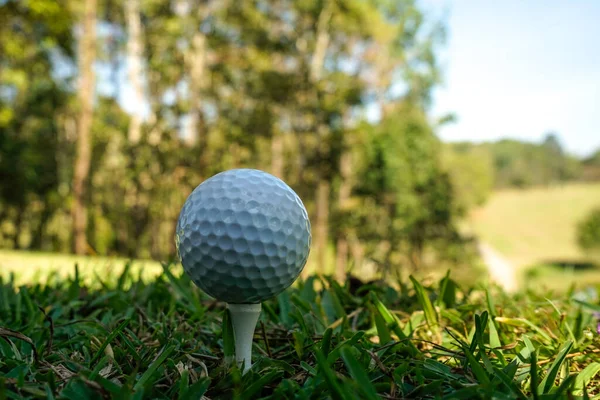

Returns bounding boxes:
[1,0,600,288]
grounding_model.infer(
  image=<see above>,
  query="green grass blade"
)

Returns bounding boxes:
[222,309,234,366]
[548,375,576,399]
[179,377,210,400]
[530,350,540,400]
[321,327,333,356]
[133,344,176,391]
[240,370,283,400]
[574,362,600,393]
[537,340,573,394]
[340,347,378,400]
[474,313,494,374]
[369,293,407,340]
[89,319,129,365]
[410,275,439,329]
[371,305,391,344]
[462,343,490,384]
[314,348,354,400]
[495,317,552,344]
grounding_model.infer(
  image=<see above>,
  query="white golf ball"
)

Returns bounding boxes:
[175,169,311,303]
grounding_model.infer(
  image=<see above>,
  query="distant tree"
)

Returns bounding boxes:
[585,149,600,166]
[582,149,600,181]
[463,136,583,189]
[577,208,600,258]
[442,144,494,213]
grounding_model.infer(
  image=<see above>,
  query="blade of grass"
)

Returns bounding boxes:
[495,317,552,344]
[133,344,176,391]
[371,305,391,345]
[240,371,283,400]
[223,309,234,366]
[321,328,333,356]
[461,343,490,384]
[340,347,378,400]
[530,350,540,400]
[179,377,210,400]
[537,340,573,394]
[369,293,418,355]
[409,276,438,330]
[574,362,600,393]
[314,348,354,400]
[89,319,129,365]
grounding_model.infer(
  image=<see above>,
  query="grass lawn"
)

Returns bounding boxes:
[469,183,600,291]
[1,261,600,398]
[0,249,163,286]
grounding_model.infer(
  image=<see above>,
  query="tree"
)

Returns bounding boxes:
[582,149,600,182]
[353,103,462,274]
[125,0,145,143]
[72,0,98,254]
[0,0,74,249]
[577,208,600,259]
[1,0,473,277]
[442,144,494,213]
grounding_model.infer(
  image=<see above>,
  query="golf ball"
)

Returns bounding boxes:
[175,169,311,303]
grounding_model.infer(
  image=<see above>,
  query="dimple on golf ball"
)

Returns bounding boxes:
[175,169,311,304]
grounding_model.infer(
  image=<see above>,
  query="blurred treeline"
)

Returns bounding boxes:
[1,0,597,278]
[442,135,600,211]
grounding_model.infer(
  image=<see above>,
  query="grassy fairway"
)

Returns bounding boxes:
[0,249,164,286]
[470,183,600,266]
[470,183,600,289]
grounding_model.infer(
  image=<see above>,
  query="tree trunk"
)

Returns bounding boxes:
[335,236,348,282]
[306,2,332,277]
[348,233,364,272]
[31,203,52,250]
[186,12,208,146]
[12,205,25,249]
[72,0,97,255]
[125,0,144,143]
[314,179,330,274]
[310,3,332,83]
[335,150,352,282]
[271,132,283,178]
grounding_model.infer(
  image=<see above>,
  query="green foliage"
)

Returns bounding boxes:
[577,208,600,256]
[0,0,465,279]
[1,268,599,398]
[354,105,469,271]
[582,150,600,182]
[442,143,494,212]
[448,133,583,191]
[0,0,74,250]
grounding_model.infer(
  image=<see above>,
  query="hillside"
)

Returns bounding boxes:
[469,183,600,288]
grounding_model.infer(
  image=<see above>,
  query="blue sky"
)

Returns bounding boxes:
[421,0,600,156]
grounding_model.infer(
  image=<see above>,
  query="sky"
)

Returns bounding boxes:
[421,0,600,157]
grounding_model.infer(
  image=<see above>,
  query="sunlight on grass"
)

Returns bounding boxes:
[0,249,165,286]
[470,183,600,267]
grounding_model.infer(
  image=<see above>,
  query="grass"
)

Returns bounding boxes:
[469,183,600,290]
[470,183,600,267]
[1,263,600,399]
[0,249,163,286]
[523,263,600,293]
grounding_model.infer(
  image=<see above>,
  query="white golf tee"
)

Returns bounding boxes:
[227,303,261,374]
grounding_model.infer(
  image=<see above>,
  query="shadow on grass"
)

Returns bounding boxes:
[538,259,600,271]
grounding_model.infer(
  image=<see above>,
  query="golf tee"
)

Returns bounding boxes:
[227,303,261,374]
